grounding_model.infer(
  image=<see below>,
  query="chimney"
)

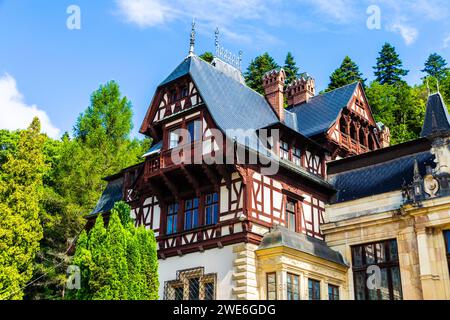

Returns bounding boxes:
[378,123,391,148]
[287,74,315,106]
[263,68,286,122]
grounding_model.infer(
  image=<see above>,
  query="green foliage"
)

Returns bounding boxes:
[199,52,214,64]
[327,56,366,92]
[284,52,299,86]
[366,81,426,144]
[0,130,19,165]
[24,81,150,300]
[68,202,159,300]
[0,118,47,300]
[374,43,409,85]
[56,81,150,211]
[422,53,448,81]
[244,52,280,94]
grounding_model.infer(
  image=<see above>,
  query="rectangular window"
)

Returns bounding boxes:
[169,128,180,149]
[328,285,339,300]
[351,239,403,300]
[445,230,450,273]
[286,199,296,232]
[266,273,277,300]
[166,203,179,235]
[188,278,200,300]
[293,147,301,166]
[186,120,202,143]
[169,89,177,103]
[280,141,290,160]
[174,286,184,300]
[181,86,189,98]
[308,279,321,300]
[204,282,215,300]
[287,273,300,300]
[184,198,199,230]
[205,193,219,225]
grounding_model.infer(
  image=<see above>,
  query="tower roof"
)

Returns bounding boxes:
[421,92,450,137]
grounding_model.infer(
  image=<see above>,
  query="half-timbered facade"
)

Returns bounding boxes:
[88,35,397,300]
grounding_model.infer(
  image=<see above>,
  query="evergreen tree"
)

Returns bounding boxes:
[374,43,409,85]
[244,52,279,94]
[422,53,448,81]
[326,56,366,92]
[68,202,159,300]
[0,118,47,300]
[366,81,425,144]
[199,52,214,64]
[57,81,150,211]
[284,52,299,85]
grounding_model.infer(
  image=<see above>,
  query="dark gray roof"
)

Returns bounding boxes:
[421,93,450,137]
[286,82,358,137]
[89,177,124,216]
[329,150,435,203]
[257,225,348,266]
[143,140,162,157]
[159,55,279,131]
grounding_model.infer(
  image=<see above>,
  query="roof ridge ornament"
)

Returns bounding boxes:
[188,19,196,57]
[214,27,243,71]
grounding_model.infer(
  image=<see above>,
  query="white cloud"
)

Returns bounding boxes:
[115,0,176,28]
[443,35,450,48]
[388,22,418,45]
[0,73,60,139]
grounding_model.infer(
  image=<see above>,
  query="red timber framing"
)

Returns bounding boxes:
[324,83,381,159]
[266,123,327,178]
[93,73,336,260]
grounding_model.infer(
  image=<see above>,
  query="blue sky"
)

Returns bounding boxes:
[1,0,450,139]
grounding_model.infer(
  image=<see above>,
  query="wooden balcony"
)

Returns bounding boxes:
[340,133,370,155]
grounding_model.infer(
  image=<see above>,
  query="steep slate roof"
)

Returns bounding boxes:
[159,55,279,131]
[88,177,124,216]
[257,225,348,266]
[329,150,434,203]
[286,82,359,137]
[420,92,450,137]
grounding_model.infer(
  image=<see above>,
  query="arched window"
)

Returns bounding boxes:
[340,117,348,135]
[350,123,357,141]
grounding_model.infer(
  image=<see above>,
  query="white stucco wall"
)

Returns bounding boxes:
[158,244,237,300]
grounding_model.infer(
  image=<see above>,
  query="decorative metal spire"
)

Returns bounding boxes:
[214,26,243,71]
[215,27,220,51]
[189,19,196,56]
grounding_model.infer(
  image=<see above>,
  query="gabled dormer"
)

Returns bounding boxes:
[287,82,388,159]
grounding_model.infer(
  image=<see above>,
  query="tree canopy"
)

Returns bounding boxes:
[68,202,159,300]
[284,52,299,86]
[0,118,47,300]
[244,52,280,94]
[326,56,366,92]
[422,53,448,81]
[374,43,409,85]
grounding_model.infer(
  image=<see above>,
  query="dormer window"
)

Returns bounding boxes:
[181,86,189,98]
[293,147,301,166]
[169,89,177,103]
[169,128,181,149]
[280,141,289,160]
[187,120,202,142]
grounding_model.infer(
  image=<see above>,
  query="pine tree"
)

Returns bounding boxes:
[199,52,214,64]
[422,53,448,81]
[68,202,158,300]
[244,52,280,94]
[326,56,366,92]
[284,52,299,85]
[0,118,47,300]
[374,43,409,85]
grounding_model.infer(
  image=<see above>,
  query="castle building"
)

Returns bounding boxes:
[88,40,450,300]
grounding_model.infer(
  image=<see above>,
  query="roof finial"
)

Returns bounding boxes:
[215,27,220,54]
[189,19,196,56]
[238,50,243,71]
